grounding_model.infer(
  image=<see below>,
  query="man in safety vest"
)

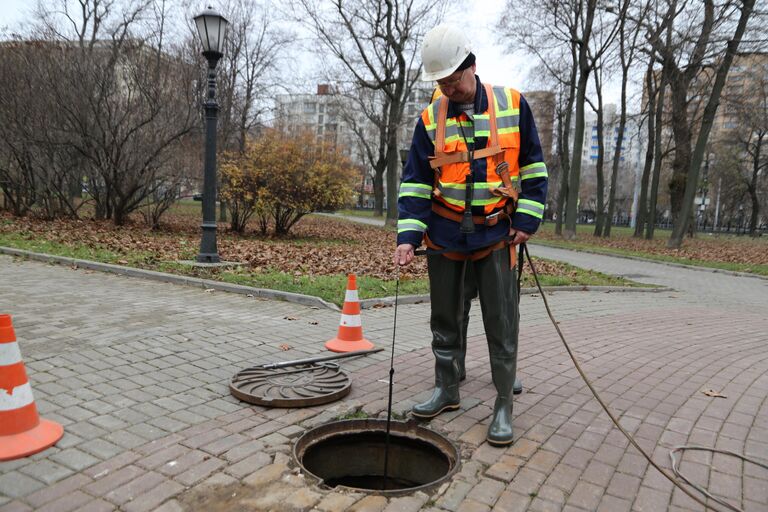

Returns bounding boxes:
[394,24,547,446]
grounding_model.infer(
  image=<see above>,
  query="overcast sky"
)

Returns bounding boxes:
[0,1,541,86]
[0,0,625,104]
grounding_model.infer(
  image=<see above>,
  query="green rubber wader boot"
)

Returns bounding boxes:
[460,264,523,395]
[412,254,463,419]
[472,249,518,446]
[411,348,461,418]
[487,357,516,446]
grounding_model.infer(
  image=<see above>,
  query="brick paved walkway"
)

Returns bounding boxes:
[0,248,766,511]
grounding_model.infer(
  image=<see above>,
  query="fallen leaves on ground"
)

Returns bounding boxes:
[2,212,765,282]
[537,228,768,266]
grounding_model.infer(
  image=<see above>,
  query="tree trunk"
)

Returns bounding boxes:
[373,159,385,217]
[668,0,755,247]
[747,132,762,236]
[646,79,666,240]
[564,69,591,239]
[564,0,597,240]
[385,89,402,226]
[555,44,578,236]
[666,69,692,229]
[604,8,632,238]
[591,78,605,237]
[634,60,656,237]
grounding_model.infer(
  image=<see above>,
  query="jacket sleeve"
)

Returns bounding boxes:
[512,95,548,234]
[396,118,434,248]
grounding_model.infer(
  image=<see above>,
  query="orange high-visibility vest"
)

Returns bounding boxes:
[421,84,522,215]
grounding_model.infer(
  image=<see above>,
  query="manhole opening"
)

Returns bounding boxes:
[294,419,459,496]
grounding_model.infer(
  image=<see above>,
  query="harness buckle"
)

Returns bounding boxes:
[484,210,503,226]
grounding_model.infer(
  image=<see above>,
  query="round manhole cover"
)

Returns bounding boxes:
[229,363,351,407]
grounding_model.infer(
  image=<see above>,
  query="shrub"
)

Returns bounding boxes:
[221,128,357,235]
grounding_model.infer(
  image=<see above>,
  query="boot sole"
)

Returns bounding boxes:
[486,436,514,447]
[411,403,460,419]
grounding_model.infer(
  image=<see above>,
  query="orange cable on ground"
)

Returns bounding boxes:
[325,274,375,353]
[0,314,64,461]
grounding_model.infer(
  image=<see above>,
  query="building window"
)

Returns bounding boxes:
[304,102,316,113]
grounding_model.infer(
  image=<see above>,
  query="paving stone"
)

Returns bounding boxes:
[485,456,523,482]
[78,439,124,460]
[25,474,93,508]
[491,491,530,512]
[382,493,429,512]
[222,440,266,463]
[35,490,92,512]
[315,493,360,512]
[85,465,146,497]
[349,495,389,512]
[103,471,166,506]
[200,472,238,487]
[103,429,147,449]
[84,451,141,479]
[173,456,225,486]
[242,463,288,487]
[436,480,474,510]
[466,478,505,506]
[121,480,184,512]
[152,498,183,512]
[566,480,604,510]
[632,485,672,511]
[0,472,46,499]
[135,444,188,470]
[459,424,488,446]
[49,448,100,471]
[456,499,491,512]
[223,451,272,478]
[18,459,75,485]
[283,488,323,510]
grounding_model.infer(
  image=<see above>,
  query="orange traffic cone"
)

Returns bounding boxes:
[0,314,63,461]
[325,274,374,353]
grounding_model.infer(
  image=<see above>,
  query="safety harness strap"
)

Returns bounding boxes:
[430,83,500,170]
[423,233,518,268]
[431,199,516,227]
[428,145,504,169]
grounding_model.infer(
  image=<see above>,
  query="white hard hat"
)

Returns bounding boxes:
[421,24,471,82]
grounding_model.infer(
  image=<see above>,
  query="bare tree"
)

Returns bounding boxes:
[498,0,580,235]
[296,0,441,224]
[0,39,84,218]
[602,0,641,237]
[3,0,201,226]
[721,69,768,235]
[642,0,757,247]
[585,70,606,235]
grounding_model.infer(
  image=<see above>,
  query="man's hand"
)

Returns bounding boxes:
[510,230,531,245]
[394,244,415,266]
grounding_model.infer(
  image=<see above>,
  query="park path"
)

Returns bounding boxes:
[0,242,766,511]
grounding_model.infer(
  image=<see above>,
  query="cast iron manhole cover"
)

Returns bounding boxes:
[229,363,351,407]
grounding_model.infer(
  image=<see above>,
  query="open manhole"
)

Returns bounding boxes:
[294,419,460,496]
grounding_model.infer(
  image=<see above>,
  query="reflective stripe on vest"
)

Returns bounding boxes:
[420,84,522,214]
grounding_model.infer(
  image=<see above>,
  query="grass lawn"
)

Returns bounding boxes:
[535,222,768,276]
[0,206,651,305]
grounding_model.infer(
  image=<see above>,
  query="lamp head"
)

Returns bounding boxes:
[194,6,229,61]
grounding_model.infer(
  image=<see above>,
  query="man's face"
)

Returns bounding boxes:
[437,64,477,104]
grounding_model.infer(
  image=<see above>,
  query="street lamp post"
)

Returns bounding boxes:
[194,6,229,263]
